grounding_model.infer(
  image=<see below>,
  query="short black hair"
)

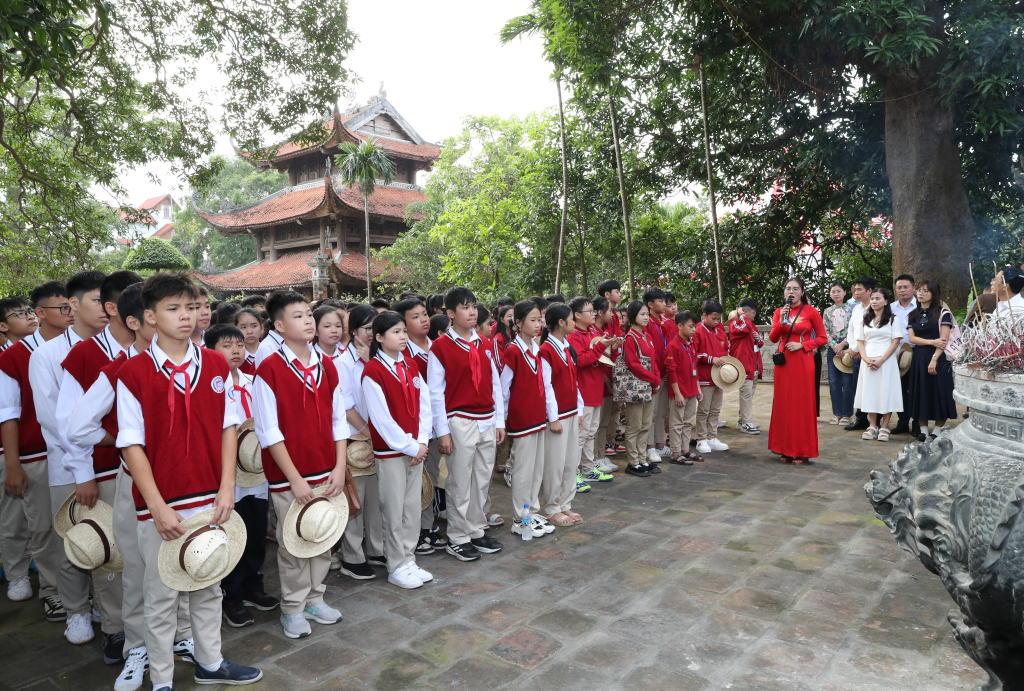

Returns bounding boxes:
[528,295,550,311]
[196,286,210,299]
[738,298,758,312]
[592,296,609,314]
[240,295,266,308]
[392,297,426,320]
[204,323,245,350]
[597,279,621,298]
[369,311,405,359]
[675,310,698,326]
[370,298,390,310]
[568,296,592,316]
[100,271,143,308]
[626,300,646,325]
[426,294,446,315]
[215,302,241,325]
[475,302,491,321]
[894,274,915,286]
[664,292,676,303]
[141,273,200,311]
[233,307,262,326]
[702,299,723,315]
[428,314,450,340]
[444,287,476,312]
[0,297,31,321]
[1003,266,1024,294]
[30,281,66,306]
[852,276,876,291]
[496,296,515,308]
[642,287,666,305]
[66,271,106,301]
[266,291,308,323]
[545,294,565,304]
[116,284,145,329]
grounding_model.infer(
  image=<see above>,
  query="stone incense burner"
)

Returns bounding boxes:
[865,366,1024,691]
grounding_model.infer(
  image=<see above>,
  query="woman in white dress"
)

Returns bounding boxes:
[853,288,903,442]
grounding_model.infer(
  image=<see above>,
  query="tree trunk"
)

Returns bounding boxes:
[885,77,974,308]
[608,94,636,299]
[699,62,725,308]
[555,77,570,294]
[363,196,373,299]
[574,204,588,296]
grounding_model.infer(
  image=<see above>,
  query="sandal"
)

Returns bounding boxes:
[485,513,504,527]
[671,452,698,465]
[779,455,793,464]
[566,510,583,523]
[838,417,851,425]
[546,512,576,527]
[792,457,810,465]
[862,426,878,440]
[877,428,890,442]
[829,416,840,425]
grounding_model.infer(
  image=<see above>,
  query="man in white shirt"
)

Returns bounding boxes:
[889,274,919,436]
[844,277,875,431]
[996,266,1024,322]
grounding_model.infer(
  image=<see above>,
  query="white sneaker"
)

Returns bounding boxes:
[280,612,311,639]
[6,575,31,601]
[409,562,433,583]
[511,519,546,539]
[303,601,342,624]
[114,647,149,691]
[738,423,760,435]
[503,468,513,488]
[645,448,661,463]
[696,440,713,454]
[388,564,423,589]
[531,515,556,534]
[329,552,341,571]
[64,612,94,645]
[717,420,728,428]
[172,637,196,664]
[657,446,672,457]
[707,438,730,451]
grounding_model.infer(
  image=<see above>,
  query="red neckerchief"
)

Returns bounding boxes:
[395,357,416,418]
[165,360,192,455]
[233,384,252,419]
[452,332,483,392]
[292,357,322,430]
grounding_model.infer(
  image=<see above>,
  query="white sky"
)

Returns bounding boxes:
[118,0,559,205]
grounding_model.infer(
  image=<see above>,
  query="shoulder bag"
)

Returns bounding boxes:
[940,308,963,362]
[613,334,653,403]
[772,304,804,367]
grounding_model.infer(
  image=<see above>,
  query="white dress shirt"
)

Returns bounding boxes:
[997,292,1024,321]
[29,327,84,486]
[58,326,128,483]
[499,335,538,417]
[253,330,285,368]
[540,334,585,423]
[0,331,44,425]
[116,336,238,520]
[361,351,431,457]
[314,342,343,364]
[229,370,267,501]
[849,302,867,346]
[426,328,504,438]
[337,344,369,429]
[890,298,917,347]
[251,341,349,450]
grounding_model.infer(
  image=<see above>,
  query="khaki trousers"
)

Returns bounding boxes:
[137,520,221,685]
[419,439,441,530]
[495,432,511,469]
[738,378,756,425]
[50,482,123,628]
[341,474,384,563]
[444,417,495,546]
[376,456,422,574]
[0,459,59,598]
[695,385,724,440]
[601,396,620,446]
[667,396,699,455]
[271,486,331,615]
[510,432,544,520]
[624,400,654,467]
[577,406,602,474]
[646,379,669,447]
[540,418,579,515]
[113,469,190,653]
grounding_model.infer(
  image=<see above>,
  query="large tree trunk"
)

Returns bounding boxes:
[555,77,570,295]
[608,94,636,299]
[886,77,974,308]
[363,197,373,299]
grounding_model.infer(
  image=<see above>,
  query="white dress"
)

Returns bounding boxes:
[853,317,904,414]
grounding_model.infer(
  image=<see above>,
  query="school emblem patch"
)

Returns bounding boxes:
[211,376,225,394]
[412,376,421,389]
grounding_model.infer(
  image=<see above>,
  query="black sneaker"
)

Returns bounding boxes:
[641,462,662,475]
[340,561,376,579]
[42,595,66,622]
[242,591,279,611]
[624,464,651,478]
[844,417,869,431]
[415,530,435,555]
[890,424,910,435]
[470,535,503,554]
[428,527,447,548]
[446,542,481,561]
[222,601,255,628]
[366,554,387,567]
[102,631,126,664]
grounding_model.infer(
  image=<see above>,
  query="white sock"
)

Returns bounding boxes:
[928,423,935,435]
[200,659,223,673]
[153,684,172,691]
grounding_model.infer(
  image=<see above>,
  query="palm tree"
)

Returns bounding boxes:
[337,137,396,298]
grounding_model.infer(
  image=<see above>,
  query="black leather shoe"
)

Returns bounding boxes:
[624,464,651,478]
[222,601,255,628]
[844,417,869,431]
[640,462,662,475]
[890,424,910,435]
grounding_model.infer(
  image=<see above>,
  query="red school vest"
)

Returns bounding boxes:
[539,339,579,420]
[362,355,421,458]
[502,339,546,438]
[117,346,229,520]
[429,332,495,420]
[403,344,429,380]
[62,334,122,482]
[101,352,129,474]
[0,334,46,462]
[255,350,339,492]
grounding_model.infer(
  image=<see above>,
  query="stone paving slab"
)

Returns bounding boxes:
[0,386,985,690]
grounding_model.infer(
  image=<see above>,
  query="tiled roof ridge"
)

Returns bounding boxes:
[193,179,326,221]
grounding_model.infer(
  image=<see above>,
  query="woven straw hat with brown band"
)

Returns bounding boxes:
[897,343,914,377]
[157,509,247,591]
[235,418,266,488]
[347,434,376,477]
[282,484,349,559]
[590,336,615,368]
[421,468,433,511]
[54,494,123,573]
[711,355,746,393]
[833,349,855,374]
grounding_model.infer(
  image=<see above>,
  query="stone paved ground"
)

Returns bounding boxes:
[0,386,986,691]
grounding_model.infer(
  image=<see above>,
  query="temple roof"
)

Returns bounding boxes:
[193,248,397,293]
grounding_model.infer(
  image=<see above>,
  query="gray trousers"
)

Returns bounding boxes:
[419,440,441,530]
[271,487,331,615]
[444,417,495,546]
[646,379,669,446]
[510,432,544,520]
[376,456,422,573]
[341,474,384,563]
[667,396,699,455]
[0,459,59,598]
[540,419,579,515]
[577,406,602,474]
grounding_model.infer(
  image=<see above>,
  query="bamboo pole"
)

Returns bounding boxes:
[555,77,569,295]
[608,93,636,299]
[699,60,725,307]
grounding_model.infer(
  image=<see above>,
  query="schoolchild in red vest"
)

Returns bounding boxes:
[567,297,615,486]
[252,291,349,639]
[361,311,433,589]
[313,304,346,365]
[692,299,731,455]
[233,307,263,376]
[538,304,585,526]
[593,294,625,460]
[116,273,261,688]
[426,287,505,563]
[642,287,671,462]
[622,301,662,478]
[665,310,705,464]
[190,286,211,348]
[728,298,763,435]
[473,301,506,528]
[499,301,550,538]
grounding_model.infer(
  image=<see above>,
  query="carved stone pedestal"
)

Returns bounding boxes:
[866,366,1024,691]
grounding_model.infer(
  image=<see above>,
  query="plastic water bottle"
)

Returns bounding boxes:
[521,504,533,541]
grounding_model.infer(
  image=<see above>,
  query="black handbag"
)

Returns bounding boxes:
[773,304,804,367]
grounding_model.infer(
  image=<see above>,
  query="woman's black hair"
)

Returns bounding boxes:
[347,305,378,346]
[784,276,811,305]
[494,304,515,346]
[626,300,646,325]
[312,304,345,346]
[232,307,261,328]
[864,288,894,328]
[828,281,845,292]
[428,314,450,340]
[369,310,405,359]
[592,296,609,314]
[475,302,491,325]
[540,303,572,345]
[908,280,942,326]
[512,300,538,334]
[426,294,446,315]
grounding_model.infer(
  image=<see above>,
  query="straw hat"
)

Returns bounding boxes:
[157,509,246,591]
[438,455,448,490]
[347,435,376,478]
[235,418,266,488]
[833,349,855,374]
[711,355,746,393]
[421,469,433,511]
[282,484,349,559]
[897,343,914,377]
[53,495,122,573]
[590,337,615,368]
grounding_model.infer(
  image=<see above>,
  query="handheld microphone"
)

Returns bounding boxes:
[786,296,794,306]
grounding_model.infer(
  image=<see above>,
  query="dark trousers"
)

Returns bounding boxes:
[852,358,867,424]
[813,349,822,416]
[895,371,919,433]
[221,495,267,603]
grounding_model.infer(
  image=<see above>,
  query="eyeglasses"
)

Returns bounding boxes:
[2,309,35,321]
[39,305,72,315]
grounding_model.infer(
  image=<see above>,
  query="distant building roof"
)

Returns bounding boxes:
[193,248,398,293]
[153,223,175,239]
[138,194,175,211]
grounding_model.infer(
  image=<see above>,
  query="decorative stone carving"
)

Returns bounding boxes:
[866,365,1024,690]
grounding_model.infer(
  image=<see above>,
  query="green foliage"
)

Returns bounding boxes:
[123,237,190,271]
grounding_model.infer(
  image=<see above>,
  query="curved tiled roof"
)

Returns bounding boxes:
[335,183,427,222]
[194,182,327,231]
[346,129,441,162]
[194,251,316,292]
[336,249,397,281]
